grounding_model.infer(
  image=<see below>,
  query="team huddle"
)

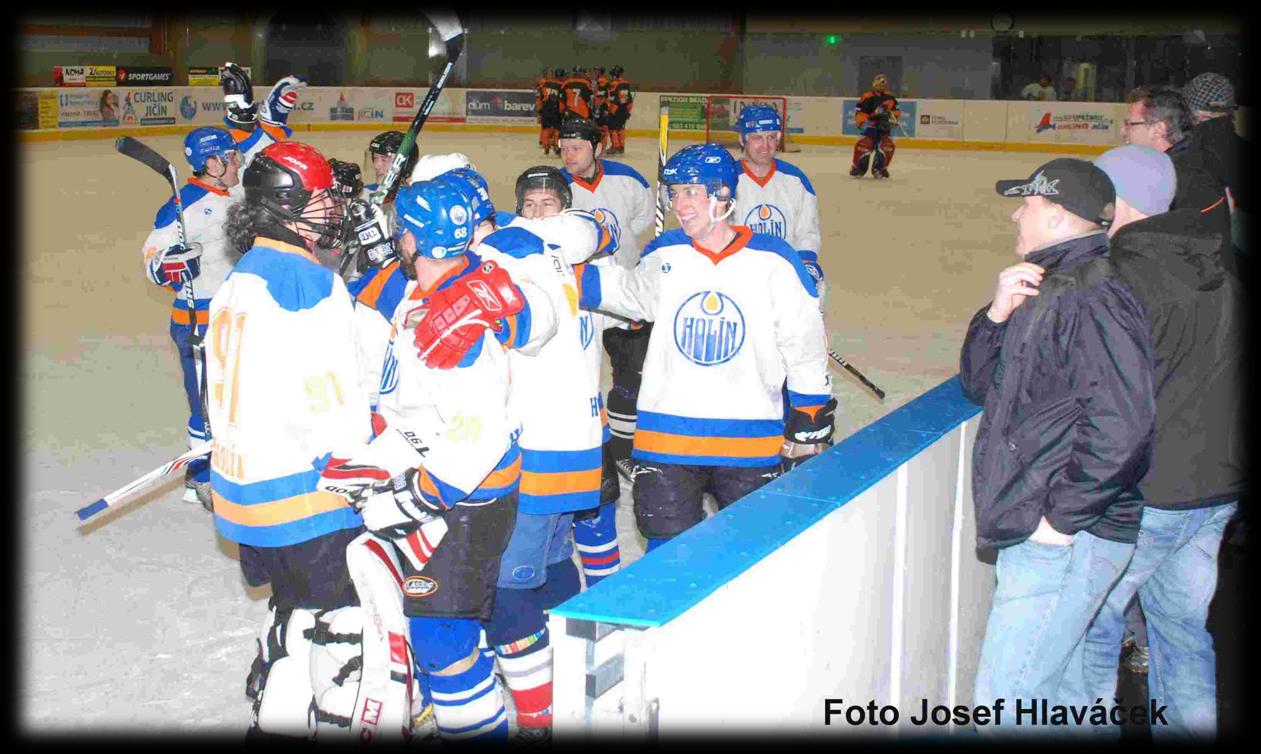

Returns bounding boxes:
[134,63,836,742]
[534,65,634,156]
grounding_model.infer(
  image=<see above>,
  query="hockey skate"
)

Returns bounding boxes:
[615,457,636,484]
[184,470,213,511]
[874,168,890,179]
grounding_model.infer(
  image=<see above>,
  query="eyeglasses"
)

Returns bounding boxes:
[1122,120,1156,128]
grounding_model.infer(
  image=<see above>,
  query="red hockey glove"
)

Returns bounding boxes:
[407,259,526,370]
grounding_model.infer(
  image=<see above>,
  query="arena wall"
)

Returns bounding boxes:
[547,377,992,738]
[18,86,1250,152]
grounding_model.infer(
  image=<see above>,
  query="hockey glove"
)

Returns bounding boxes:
[148,242,202,288]
[329,159,363,202]
[347,198,398,268]
[260,75,307,127]
[317,456,393,508]
[407,259,526,370]
[565,208,620,259]
[785,396,837,444]
[359,469,445,539]
[220,62,257,130]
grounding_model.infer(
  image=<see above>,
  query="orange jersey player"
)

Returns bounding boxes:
[604,66,634,154]
[851,73,901,178]
[561,71,594,120]
[538,68,565,155]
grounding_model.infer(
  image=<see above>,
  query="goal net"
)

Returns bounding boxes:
[703,95,800,152]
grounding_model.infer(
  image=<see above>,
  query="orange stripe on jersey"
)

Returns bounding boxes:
[481,454,522,490]
[171,307,210,326]
[189,177,230,196]
[356,260,401,308]
[634,430,782,459]
[571,163,603,193]
[520,468,602,497]
[211,489,350,528]
[258,122,288,142]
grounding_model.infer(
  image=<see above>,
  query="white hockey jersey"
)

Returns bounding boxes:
[562,159,654,270]
[206,236,371,547]
[733,158,820,256]
[476,225,607,514]
[580,226,832,468]
[141,121,289,329]
[373,252,521,507]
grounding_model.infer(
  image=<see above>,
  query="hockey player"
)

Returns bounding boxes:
[558,116,655,482]
[516,167,624,588]
[604,66,634,155]
[208,141,373,737]
[732,105,825,301]
[139,67,304,509]
[561,68,594,121]
[320,178,531,742]
[538,69,565,155]
[851,74,901,178]
[363,130,420,196]
[592,66,612,152]
[416,167,618,739]
[578,143,836,548]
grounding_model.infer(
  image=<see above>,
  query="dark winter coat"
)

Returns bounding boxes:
[1186,114,1250,212]
[1109,208,1244,509]
[960,232,1156,549]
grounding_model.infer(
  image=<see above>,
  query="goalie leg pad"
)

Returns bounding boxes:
[343,531,418,741]
[308,606,365,739]
[249,606,318,737]
[851,137,875,174]
[880,136,896,167]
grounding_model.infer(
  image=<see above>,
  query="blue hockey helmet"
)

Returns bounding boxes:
[662,143,739,201]
[737,105,782,139]
[440,167,495,226]
[183,127,237,174]
[392,179,476,260]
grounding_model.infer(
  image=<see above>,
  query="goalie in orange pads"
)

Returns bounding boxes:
[851,73,901,178]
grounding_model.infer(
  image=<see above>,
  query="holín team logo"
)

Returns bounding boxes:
[744,204,787,239]
[578,312,594,349]
[591,208,621,249]
[673,291,745,366]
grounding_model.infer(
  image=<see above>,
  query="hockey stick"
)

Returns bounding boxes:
[654,103,670,237]
[827,349,885,400]
[370,9,464,207]
[76,442,213,522]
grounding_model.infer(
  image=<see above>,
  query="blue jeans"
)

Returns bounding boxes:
[974,530,1134,734]
[1082,503,1236,741]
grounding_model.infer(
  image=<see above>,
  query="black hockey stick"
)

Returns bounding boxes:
[828,349,885,400]
[370,9,464,207]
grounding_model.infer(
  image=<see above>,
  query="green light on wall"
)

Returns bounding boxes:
[825,34,840,46]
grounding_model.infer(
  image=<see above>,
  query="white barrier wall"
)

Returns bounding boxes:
[549,377,993,739]
[19,85,1250,148]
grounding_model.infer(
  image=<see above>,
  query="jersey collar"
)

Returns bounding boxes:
[741,159,776,188]
[189,177,230,196]
[691,225,752,265]
[572,161,604,193]
[255,236,319,263]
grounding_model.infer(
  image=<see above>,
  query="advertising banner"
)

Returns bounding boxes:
[841,99,918,137]
[117,88,178,126]
[58,89,119,127]
[116,66,174,86]
[913,100,964,140]
[188,66,250,87]
[1010,102,1122,145]
[53,65,116,87]
[465,90,537,124]
[658,95,709,131]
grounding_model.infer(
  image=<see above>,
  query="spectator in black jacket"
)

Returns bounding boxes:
[1185,72,1250,263]
[1078,144,1244,740]
[961,158,1156,734]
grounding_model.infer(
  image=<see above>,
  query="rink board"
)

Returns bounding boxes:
[548,376,993,738]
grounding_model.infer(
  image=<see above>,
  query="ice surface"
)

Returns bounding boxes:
[21,130,1090,733]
